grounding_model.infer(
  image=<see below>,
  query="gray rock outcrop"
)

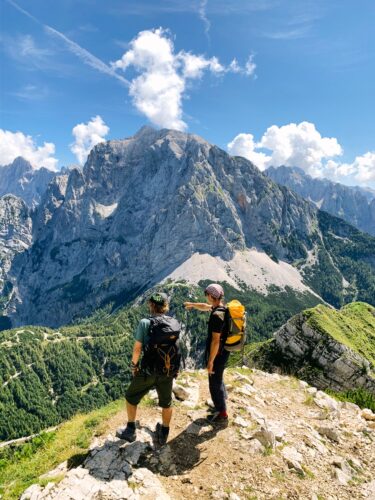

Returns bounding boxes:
[272,313,375,394]
[0,194,32,318]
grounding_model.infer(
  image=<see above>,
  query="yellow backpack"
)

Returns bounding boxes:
[223,300,247,352]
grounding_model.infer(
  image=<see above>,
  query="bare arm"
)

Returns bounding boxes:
[184,302,212,312]
[208,332,221,363]
[131,340,143,366]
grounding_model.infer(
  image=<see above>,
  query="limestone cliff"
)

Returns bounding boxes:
[245,302,375,394]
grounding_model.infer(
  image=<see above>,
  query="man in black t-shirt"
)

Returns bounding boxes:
[184,283,229,423]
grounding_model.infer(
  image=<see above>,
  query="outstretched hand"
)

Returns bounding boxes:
[184,302,194,310]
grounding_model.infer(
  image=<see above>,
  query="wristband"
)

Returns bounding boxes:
[130,361,139,369]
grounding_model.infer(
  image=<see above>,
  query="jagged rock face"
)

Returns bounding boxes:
[8,127,319,327]
[266,166,375,236]
[32,172,69,239]
[0,195,32,314]
[272,314,375,394]
[0,157,56,208]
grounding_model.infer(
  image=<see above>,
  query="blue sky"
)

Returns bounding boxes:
[1,0,374,188]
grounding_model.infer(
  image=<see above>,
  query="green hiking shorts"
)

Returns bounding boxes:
[125,372,174,408]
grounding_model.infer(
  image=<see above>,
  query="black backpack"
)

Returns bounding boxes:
[141,315,181,377]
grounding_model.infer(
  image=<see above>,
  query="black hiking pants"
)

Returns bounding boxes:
[208,349,230,413]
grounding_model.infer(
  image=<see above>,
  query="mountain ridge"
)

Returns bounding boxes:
[4,127,320,327]
[266,165,375,236]
[1,127,375,330]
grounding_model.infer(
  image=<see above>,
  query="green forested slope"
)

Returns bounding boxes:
[0,281,321,441]
[303,211,375,307]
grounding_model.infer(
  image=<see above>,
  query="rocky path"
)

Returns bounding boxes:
[21,368,375,500]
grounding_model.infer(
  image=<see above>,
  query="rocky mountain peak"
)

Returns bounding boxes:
[2,127,375,328]
[0,157,56,208]
[8,156,33,173]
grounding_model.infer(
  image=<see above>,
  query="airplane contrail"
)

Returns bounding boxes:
[5,0,129,87]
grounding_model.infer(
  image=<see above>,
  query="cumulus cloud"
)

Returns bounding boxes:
[0,129,58,170]
[259,122,342,176]
[111,28,254,130]
[228,121,374,188]
[70,116,109,165]
[227,133,269,170]
[325,152,375,186]
[228,121,342,174]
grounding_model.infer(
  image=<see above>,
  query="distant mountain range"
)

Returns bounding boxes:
[1,126,374,329]
[266,166,375,236]
[0,157,56,208]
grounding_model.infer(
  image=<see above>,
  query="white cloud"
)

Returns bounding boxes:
[111,28,254,130]
[9,84,48,101]
[259,122,342,176]
[351,152,375,184]
[70,116,109,165]
[227,133,269,170]
[325,152,375,186]
[245,55,257,76]
[0,33,55,70]
[198,0,211,39]
[228,121,342,175]
[180,52,225,78]
[228,122,375,188]
[0,129,58,170]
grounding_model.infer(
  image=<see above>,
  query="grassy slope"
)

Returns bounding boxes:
[0,399,125,500]
[303,302,375,367]
[239,302,375,369]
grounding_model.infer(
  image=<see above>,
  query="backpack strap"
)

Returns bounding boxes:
[210,306,229,352]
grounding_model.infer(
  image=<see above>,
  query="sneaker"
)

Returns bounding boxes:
[206,411,228,425]
[156,422,169,446]
[116,425,136,442]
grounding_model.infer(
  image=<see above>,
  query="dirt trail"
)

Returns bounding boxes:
[20,368,375,500]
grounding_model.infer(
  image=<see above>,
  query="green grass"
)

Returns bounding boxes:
[0,399,124,500]
[326,387,375,412]
[139,395,158,408]
[304,302,375,367]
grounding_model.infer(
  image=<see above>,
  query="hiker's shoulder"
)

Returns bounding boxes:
[211,307,226,321]
[135,318,151,337]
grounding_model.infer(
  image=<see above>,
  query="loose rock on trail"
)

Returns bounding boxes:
[21,368,375,500]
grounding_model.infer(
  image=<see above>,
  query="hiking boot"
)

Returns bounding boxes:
[206,411,229,425]
[116,424,136,442]
[156,422,169,445]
